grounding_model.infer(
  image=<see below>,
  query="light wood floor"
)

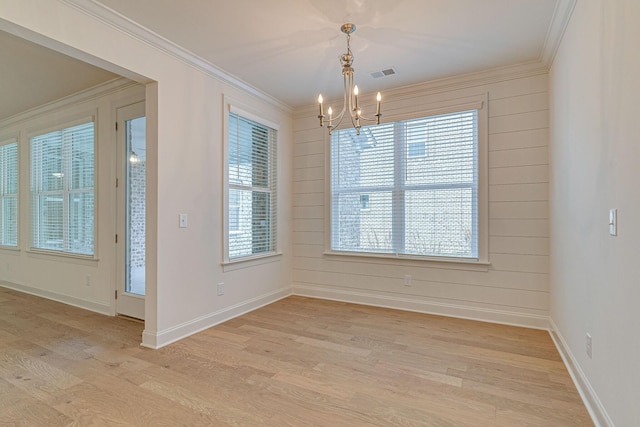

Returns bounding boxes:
[0,287,592,426]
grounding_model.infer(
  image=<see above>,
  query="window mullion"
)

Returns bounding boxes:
[62,131,70,252]
[471,110,479,258]
[392,121,406,254]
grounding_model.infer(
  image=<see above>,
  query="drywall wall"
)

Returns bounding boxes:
[549,0,640,425]
[292,64,550,328]
[0,79,144,314]
[0,0,293,348]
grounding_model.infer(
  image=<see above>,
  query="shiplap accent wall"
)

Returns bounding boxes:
[292,66,550,328]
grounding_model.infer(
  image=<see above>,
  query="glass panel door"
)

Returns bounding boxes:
[126,116,146,296]
[116,102,145,320]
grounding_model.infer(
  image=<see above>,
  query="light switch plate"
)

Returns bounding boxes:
[179,213,188,228]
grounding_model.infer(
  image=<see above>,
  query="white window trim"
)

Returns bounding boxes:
[222,96,280,267]
[27,114,98,260]
[324,95,489,266]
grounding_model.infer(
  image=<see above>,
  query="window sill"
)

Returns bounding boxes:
[0,245,20,254]
[222,252,282,272]
[27,249,99,265]
[323,250,490,271]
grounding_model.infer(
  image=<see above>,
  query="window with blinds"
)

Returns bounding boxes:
[30,121,95,256]
[227,112,277,260]
[0,141,18,247]
[331,109,478,259]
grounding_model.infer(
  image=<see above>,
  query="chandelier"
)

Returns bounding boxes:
[317,23,381,136]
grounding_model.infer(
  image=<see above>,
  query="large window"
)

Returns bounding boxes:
[226,110,277,260]
[331,109,481,260]
[0,141,18,247]
[30,121,95,256]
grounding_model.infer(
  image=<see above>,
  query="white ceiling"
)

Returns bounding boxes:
[96,0,561,107]
[0,30,118,121]
[2,0,566,119]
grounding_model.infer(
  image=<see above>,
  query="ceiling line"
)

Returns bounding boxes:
[60,0,293,114]
[540,0,578,66]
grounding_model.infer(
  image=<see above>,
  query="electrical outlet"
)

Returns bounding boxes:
[404,275,412,286]
[85,275,91,286]
[586,333,592,358]
[217,282,224,296]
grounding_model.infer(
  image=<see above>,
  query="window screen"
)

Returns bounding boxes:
[30,121,95,255]
[227,112,277,259]
[331,110,478,258]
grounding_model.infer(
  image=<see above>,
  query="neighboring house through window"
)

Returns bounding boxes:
[226,108,277,261]
[30,121,95,256]
[330,105,486,261]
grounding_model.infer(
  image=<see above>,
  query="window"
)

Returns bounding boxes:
[226,110,277,260]
[0,141,18,247]
[407,141,425,157]
[331,109,481,260]
[30,121,95,256]
[228,189,240,233]
[360,194,370,210]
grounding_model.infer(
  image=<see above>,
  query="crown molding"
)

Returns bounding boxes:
[295,60,549,119]
[0,77,137,128]
[385,61,549,101]
[540,0,577,67]
[60,0,292,114]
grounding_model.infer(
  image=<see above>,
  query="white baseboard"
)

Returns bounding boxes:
[549,318,614,427]
[0,280,111,315]
[292,284,549,330]
[141,287,291,349]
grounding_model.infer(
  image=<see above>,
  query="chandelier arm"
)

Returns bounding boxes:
[348,72,363,134]
[318,22,382,135]
[326,71,350,132]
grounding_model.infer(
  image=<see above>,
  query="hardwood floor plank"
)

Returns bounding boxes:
[0,288,592,426]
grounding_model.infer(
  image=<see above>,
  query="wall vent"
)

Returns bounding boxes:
[370,67,397,79]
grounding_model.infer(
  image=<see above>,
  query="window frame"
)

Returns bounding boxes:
[0,137,19,249]
[28,116,97,259]
[325,97,489,265]
[222,98,280,266]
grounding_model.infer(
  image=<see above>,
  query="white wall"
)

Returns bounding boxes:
[0,79,144,314]
[0,0,293,348]
[292,64,550,328]
[549,1,640,425]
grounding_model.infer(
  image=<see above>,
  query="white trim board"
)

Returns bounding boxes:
[0,280,110,316]
[540,0,578,66]
[141,287,291,349]
[293,284,549,330]
[549,318,614,427]
[0,78,136,128]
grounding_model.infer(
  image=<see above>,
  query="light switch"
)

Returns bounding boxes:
[179,213,188,228]
[609,209,617,236]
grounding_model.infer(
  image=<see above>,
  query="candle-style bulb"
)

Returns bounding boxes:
[328,106,333,117]
[376,92,381,102]
[318,94,324,121]
[353,85,359,96]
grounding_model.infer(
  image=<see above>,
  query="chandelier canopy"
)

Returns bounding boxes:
[317,23,381,136]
